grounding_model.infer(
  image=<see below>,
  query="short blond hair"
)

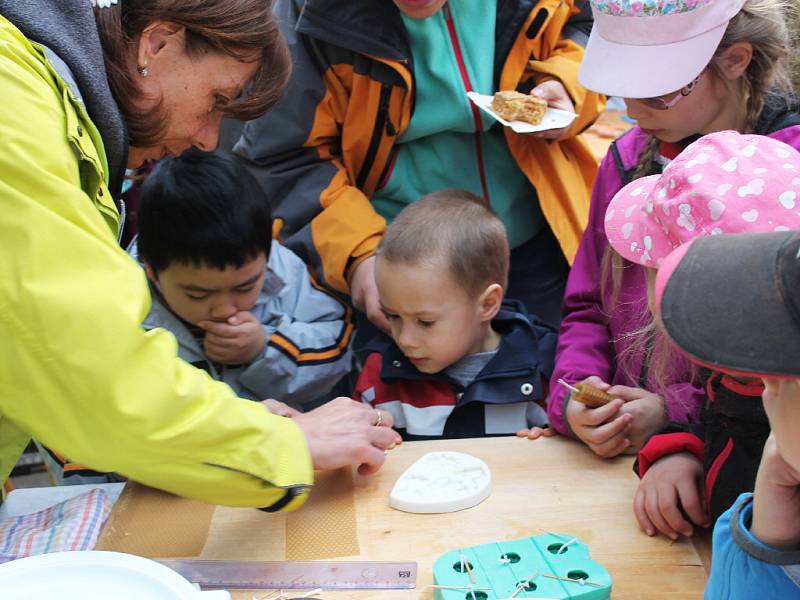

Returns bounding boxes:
[377,189,509,297]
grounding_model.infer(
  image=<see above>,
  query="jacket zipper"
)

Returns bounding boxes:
[356,84,395,190]
[443,4,490,205]
[377,146,399,191]
[704,437,733,514]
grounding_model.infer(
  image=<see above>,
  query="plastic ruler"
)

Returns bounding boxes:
[157,559,417,590]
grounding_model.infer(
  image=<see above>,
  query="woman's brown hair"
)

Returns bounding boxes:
[94,0,291,147]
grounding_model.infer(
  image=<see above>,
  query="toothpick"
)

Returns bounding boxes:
[465,559,477,583]
[428,585,492,591]
[510,570,539,598]
[557,378,579,393]
[459,552,477,584]
[557,537,579,554]
[254,592,287,600]
[541,572,603,587]
[536,527,572,541]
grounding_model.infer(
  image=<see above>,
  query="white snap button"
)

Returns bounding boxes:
[521,383,534,396]
[392,360,402,367]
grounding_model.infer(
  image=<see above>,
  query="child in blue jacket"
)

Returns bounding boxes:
[655,231,800,599]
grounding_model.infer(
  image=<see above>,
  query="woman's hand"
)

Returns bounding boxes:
[633,452,709,539]
[566,376,632,457]
[529,80,575,140]
[260,399,300,418]
[291,397,402,476]
[751,434,800,549]
[609,385,669,454]
[350,256,390,334]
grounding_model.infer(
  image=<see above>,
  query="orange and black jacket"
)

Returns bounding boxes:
[233,0,605,295]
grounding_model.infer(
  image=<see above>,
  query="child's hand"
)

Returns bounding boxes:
[516,426,557,440]
[751,434,800,549]
[566,376,632,457]
[609,385,668,454]
[529,80,575,140]
[633,452,709,539]
[198,311,266,365]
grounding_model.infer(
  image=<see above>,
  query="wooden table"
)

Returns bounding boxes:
[99,436,707,599]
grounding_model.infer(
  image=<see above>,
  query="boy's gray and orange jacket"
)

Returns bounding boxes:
[233,0,605,295]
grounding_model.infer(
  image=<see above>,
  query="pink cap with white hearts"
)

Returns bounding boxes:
[604,130,800,268]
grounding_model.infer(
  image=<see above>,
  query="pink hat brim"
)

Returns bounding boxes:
[579,22,727,98]
[604,174,668,267]
[654,240,694,317]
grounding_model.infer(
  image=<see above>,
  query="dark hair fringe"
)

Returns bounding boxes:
[94,0,291,147]
[137,148,272,273]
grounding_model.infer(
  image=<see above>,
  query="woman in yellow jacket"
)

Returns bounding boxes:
[0,0,399,509]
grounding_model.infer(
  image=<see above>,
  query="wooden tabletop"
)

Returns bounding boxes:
[99,436,707,599]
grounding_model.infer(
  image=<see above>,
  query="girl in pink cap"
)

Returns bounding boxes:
[530,0,800,462]
[604,131,800,540]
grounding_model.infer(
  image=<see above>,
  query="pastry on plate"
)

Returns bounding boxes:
[490,90,547,125]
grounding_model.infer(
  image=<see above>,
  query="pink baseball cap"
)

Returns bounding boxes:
[605,130,800,268]
[579,0,747,98]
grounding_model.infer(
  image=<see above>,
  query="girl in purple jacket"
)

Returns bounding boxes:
[523,0,800,459]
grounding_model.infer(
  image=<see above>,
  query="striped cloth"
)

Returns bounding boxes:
[0,488,112,563]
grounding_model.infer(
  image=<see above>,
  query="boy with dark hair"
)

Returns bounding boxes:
[353,189,557,439]
[655,231,800,599]
[134,149,353,406]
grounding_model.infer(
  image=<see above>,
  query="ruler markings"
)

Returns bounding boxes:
[156,559,417,590]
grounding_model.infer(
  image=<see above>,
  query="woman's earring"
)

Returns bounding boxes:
[137,65,149,77]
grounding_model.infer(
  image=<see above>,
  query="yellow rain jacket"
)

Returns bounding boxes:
[0,11,312,508]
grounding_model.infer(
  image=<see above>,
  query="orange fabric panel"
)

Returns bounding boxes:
[302,63,408,292]
[270,319,355,363]
[311,171,387,293]
[498,0,603,264]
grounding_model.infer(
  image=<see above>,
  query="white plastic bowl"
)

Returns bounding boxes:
[0,551,230,600]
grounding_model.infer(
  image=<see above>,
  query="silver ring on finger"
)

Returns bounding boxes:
[373,409,383,427]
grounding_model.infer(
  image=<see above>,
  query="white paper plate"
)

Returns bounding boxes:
[0,551,230,600]
[467,91,578,133]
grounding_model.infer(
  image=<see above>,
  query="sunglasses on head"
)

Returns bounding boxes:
[638,71,705,111]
